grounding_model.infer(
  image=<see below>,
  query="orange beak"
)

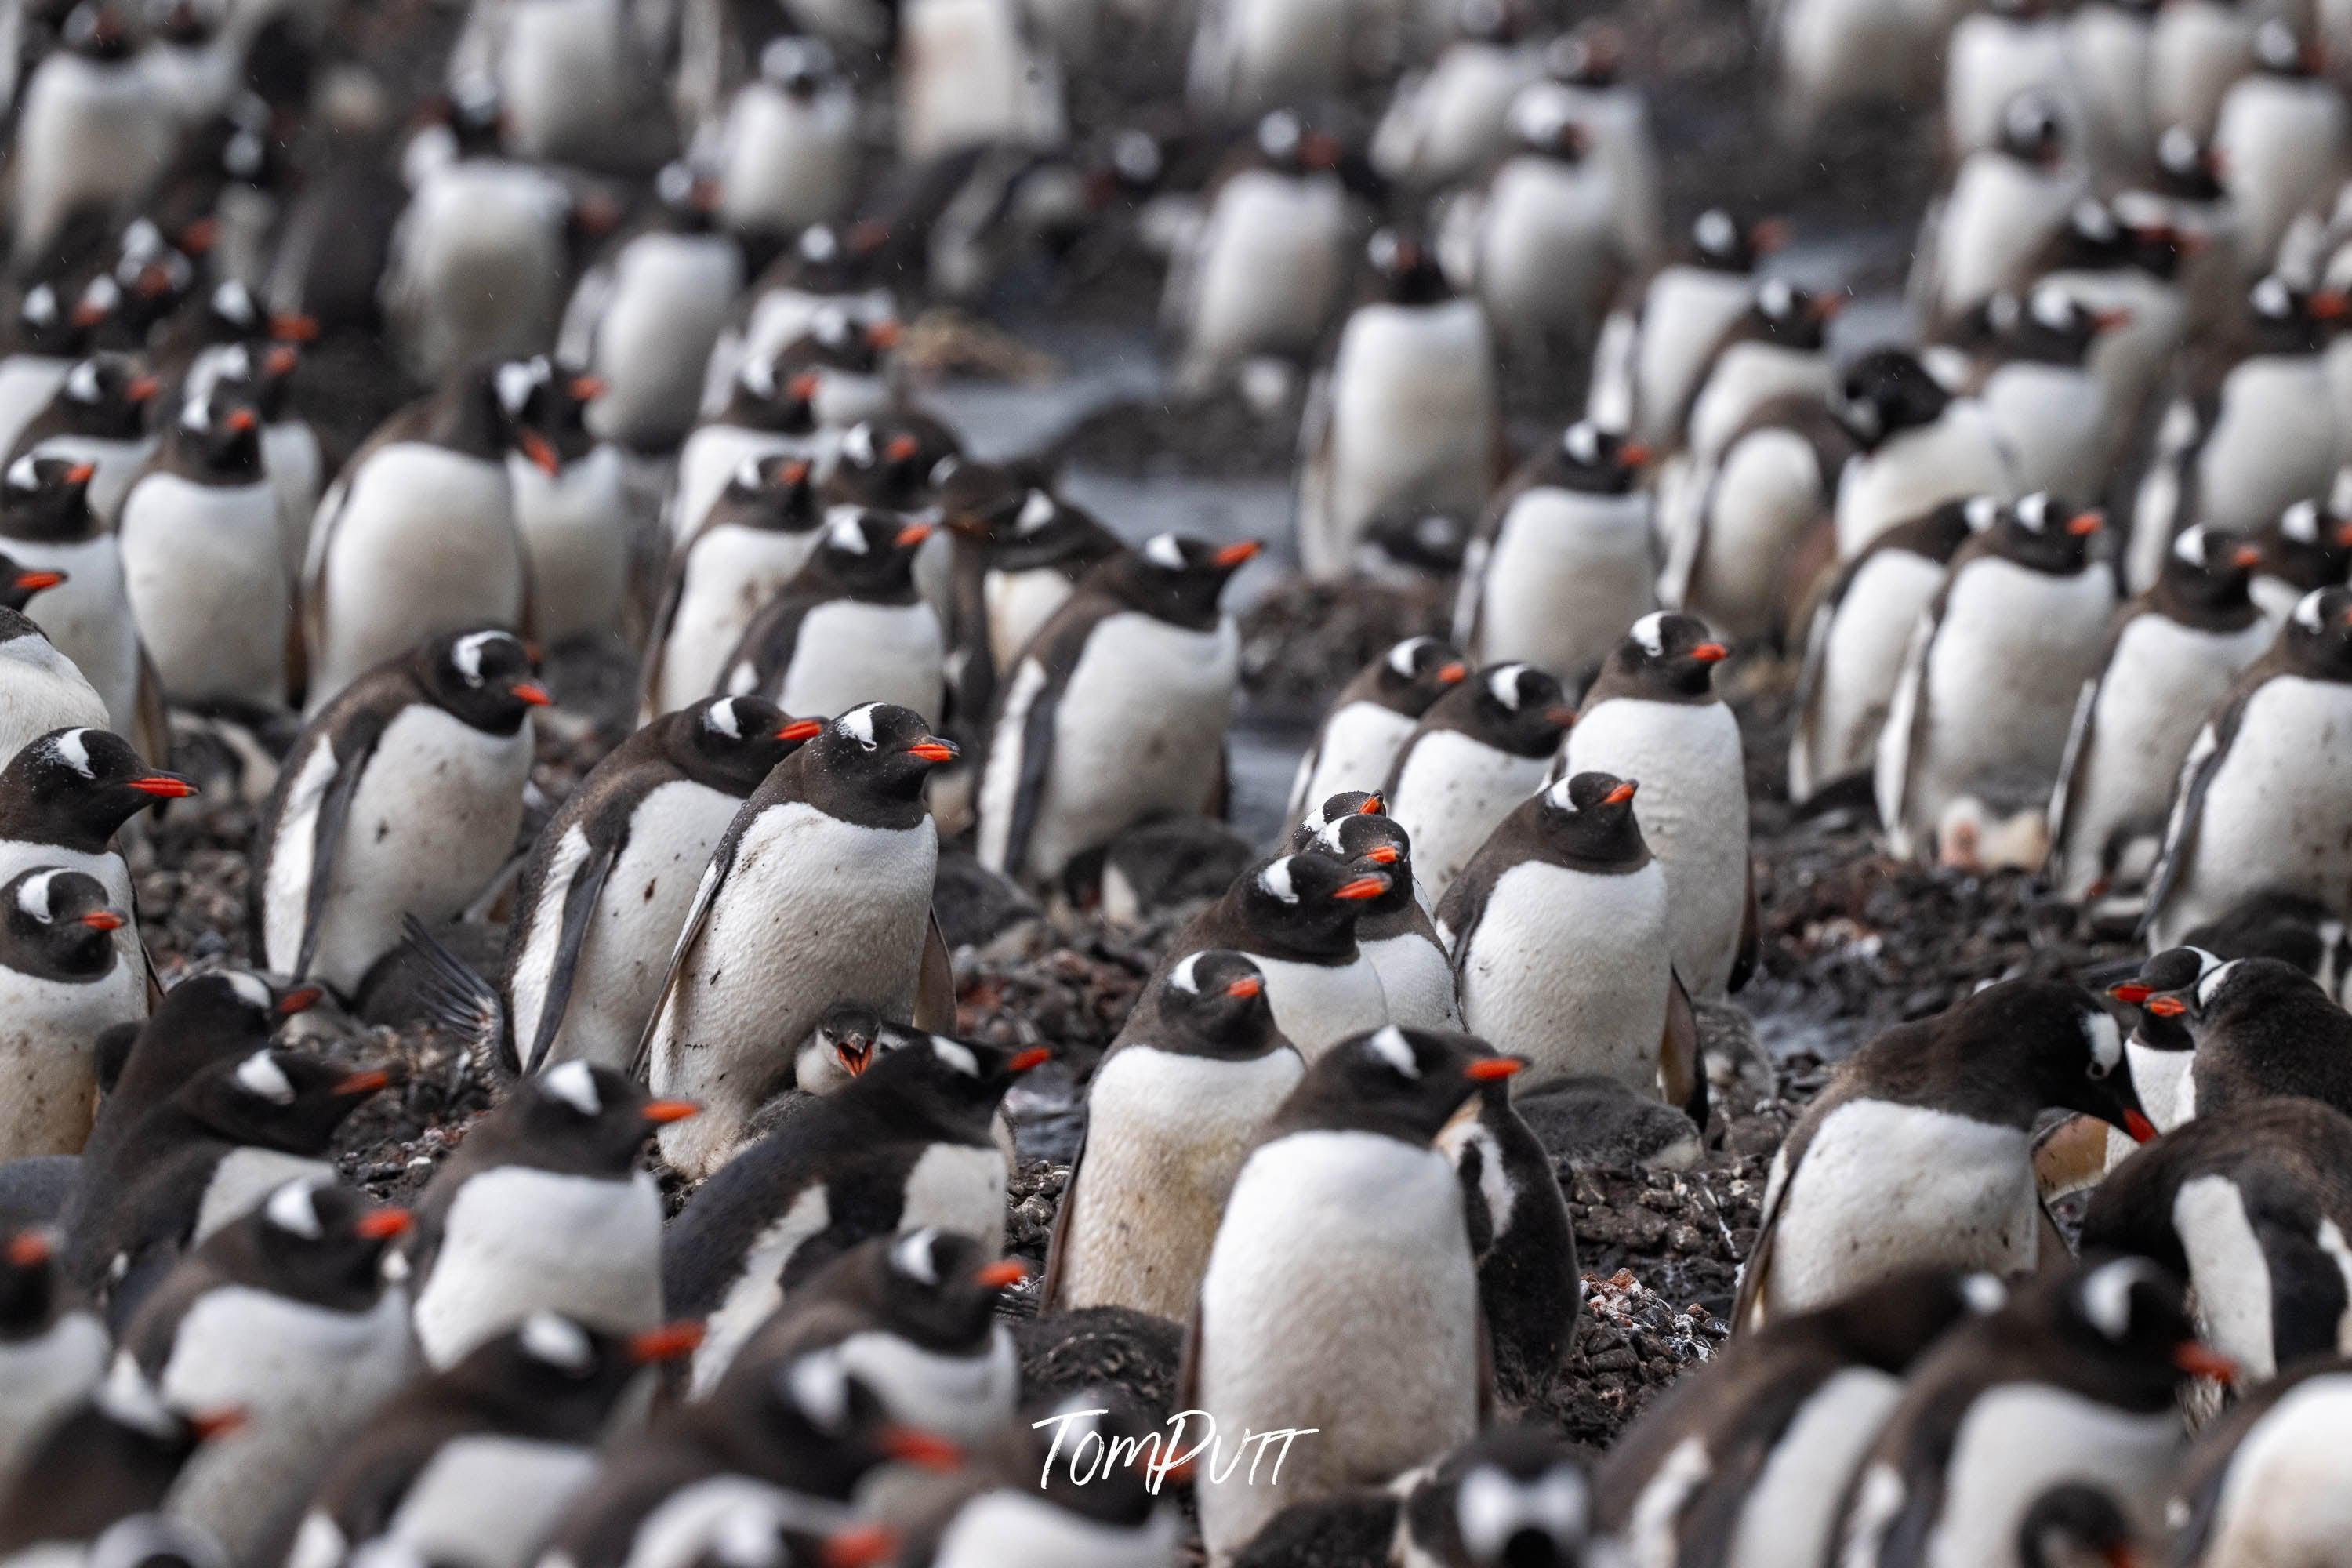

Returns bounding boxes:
[1358,793,1385,815]
[787,373,822,404]
[1465,1057,1523,1082]
[834,1040,872,1076]
[269,314,319,343]
[510,681,552,707]
[2336,522,2352,549]
[906,739,959,764]
[125,376,159,404]
[866,319,902,350]
[895,522,933,549]
[333,1068,392,1097]
[64,463,95,485]
[1006,1047,1051,1073]
[1214,540,1263,569]
[777,718,824,742]
[2146,996,2187,1018]
[78,909,124,931]
[5,1230,50,1267]
[1436,662,1468,684]
[354,1208,412,1241]
[880,1426,964,1471]
[128,774,195,798]
[2125,1109,2159,1143]
[2067,511,2106,536]
[2311,291,2351,321]
[973,1260,1029,1289]
[2108,982,2152,1004]
[884,434,920,463]
[264,345,300,379]
[2173,1341,2238,1383]
[641,1099,700,1124]
[568,376,606,402]
[1751,217,1791,252]
[1225,975,1262,998]
[2232,545,2263,568]
[1334,874,1390,901]
[1617,442,1651,468]
[823,1526,898,1568]
[187,1408,247,1442]
[627,1321,707,1363]
[1603,782,1637,804]
[13,570,64,592]
[223,408,257,434]
[1690,643,1730,662]
[1364,844,1401,866]
[276,985,322,1015]
[1547,706,1577,728]
[517,430,561,477]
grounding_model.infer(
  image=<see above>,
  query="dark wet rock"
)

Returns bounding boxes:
[1508,1270,1729,1447]
[956,912,1168,1080]
[1053,389,1303,481]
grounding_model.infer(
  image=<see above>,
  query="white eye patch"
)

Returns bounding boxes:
[1144,533,1186,570]
[16,869,64,920]
[836,703,880,748]
[892,1229,942,1283]
[1168,951,1207,994]
[520,1310,593,1371]
[929,1037,978,1076]
[1629,613,1669,658]
[1365,1025,1418,1077]
[1258,857,1300,904]
[264,1179,324,1238]
[543,1060,601,1116]
[234,1051,294,1105]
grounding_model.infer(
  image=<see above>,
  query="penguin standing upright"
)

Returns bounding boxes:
[1188,1026,1516,1560]
[2144,586,2352,946]
[1594,208,1785,450]
[1043,949,1300,1321]
[2047,525,2271,905]
[502,358,630,652]
[667,354,827,546]
[0,728,189,987]
[975,535,1252,890]
[1456,421,1657,687]
[0,454,161,752]
[1443,771,1704,1114]
[711,38,860,242]
[938,474,1123,728]
[895,0,1065,162]
[0,1225,108,1490]
[0,284,105,460]
[1915,93,2088,329]
[1299,810,1460,1029]
[7,2,174,270]
[1875,495,2120,869]
[407,1063,691,1370]
[1284,637,1465,822]
[1733,979,2151,1330]
[1370,2,1545,192]
[1970,285,2131,499]
[717,508,945,723]
[251,630,543,1000]
[2212,22,2350,270]
[1468,84,1632,379]
[116,381,286,709]
[302,365,543,708]
[1833,347,2020,557]
[1439,1040,1584,1382]
[639,703,954,1178]
[642,455,826,718]
[0,866,140,1160]
[1384,661,1574,904]
[1297,230,1502,581]
[2253,489,2352,622]
[9,354,161,525]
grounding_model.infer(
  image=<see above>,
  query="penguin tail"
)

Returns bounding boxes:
[400,914,514,1076]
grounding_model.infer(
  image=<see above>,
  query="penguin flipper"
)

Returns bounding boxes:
[1661,969,1708,1129]
[2044,672,2104,882]
[130,647,172,773]
[1036,1102,1088,1312]
[520,834,622,1074]
[1729,858,1760,995]
[93,1020,140,1094]
[2255,1208,2351,1369]
[2140,678,2255,938]
[1730,1159,1788,1334]
[401,914,513,1074]
[295,731,382,984]
[1000,654,1065,884]
[913,909,955,1033]
[628,850,731,1081]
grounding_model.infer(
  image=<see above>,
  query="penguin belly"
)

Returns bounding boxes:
[1192,1131,1479,1560]
[1565,699,1748,998]
[1194,0,1351,112]
[1777,0,1936,129]
[0,961,143,1160]
[2151,1,2254,138]
[1359,929,1461,1030]
[897,0,1063,160]
[120,474,289,706]
[1174,171,1349,383]
[1943,17,2075,155]
[510,782,741,1075]
[1836,405,2016,557]
[1469,490,1656,684]
[1372,44,1537,191]
[0,1308,107,1483]
[1907,1387,2181,1568]
[1055,1043,1303,1320]
[511,446,633,647]
[1626,267,1754,450]
[2195,358,2342,535]
[744,600,945,727]
[1455,859,1671,1094]
[1931,158,2083,321]
[652,526,821,713]
[2214,80,2349,270]
[2167,1173,2310,1381]
[307,448,524,706]
[498,0,638,162]
[1761,1099,2035,1319]
[0,358,67,456]
[1248,949,1390,1059]
[982,566,1079,675]
[368,1436,597,1568]
[586,236,744,452]
[411,1168,664,1368]
[1287,700,1417,821]
[262,707,532,996]
[1386,731,1548,903]
[648,804,935,1177]
[717,85,859,238]
[1685,343,1834,466]
[1720,1368,1906,1568]
[1683,426,1825,643]
[10,59,172,268]
[976,615,1236,883]
[1475,158,1622,358]
[5,535,141,737]
[266,422,325,579]
[1979,363,2110,499]
[2192,1378,2352,1568]
[384,163,569,382]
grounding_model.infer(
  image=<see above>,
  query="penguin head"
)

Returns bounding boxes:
[0,1225,63,1334]
[511,1061,697,1172]
[151,967,319,1047]
[1994,91,2067,166]
[1690,208,1787,272]
[1360,507,1475,577]
[2252,18,2325,76]
[813,507,930,596]
[2054,1253,2234,1392]
[210,96,290,197]
[1081,127,1168,210]
[725,348,823,434]
[1374,637,1470,716]
[2009,982,2153,1143]
[172,382,263,475]
[1548,421,1647,493]
[110,226,194,336]
[1435,664,1564,758]
[1299,1025,1521,1144]
[862,1228,1025,1352]
[1308,811,1414,902]
[5,728,194,850]
[452,1312,702,1431]
[2139,953,2328,1041]
[440,78,507,158]
[797,307,898,379]
[1100,532,1258,627]
[1543,24,1620,85]
[2245,274,2347,355]
[2285,585,2352,678]
[419,630,550,735]
[0,450,103,544]
[828,416,955,510]
[205,339,303,424]
[1243,848,1392,936]
[1538,771,1648,863]
[1252,111,1344,177]
[247,1178,411,1305]
[13,281,93,358]
[1292,788,1390,850]
[1506,84,1588,162]
[492,356,597,474]
[746,1348,964,1496]
[1154,949,1282,1058]
[1983,285,2129,365]
[654,160,723,230]
[169,1047,392,1149]
[806,702,957,802]
[1991,492,2107,574]
[673,696,820,794]
[12,1369,229,1529]
[1831,348,1950,451]
[4,865,124,978]
[2158,524,2259,611]
[2016,1482,2141,1568]
[143,0,213,44]
[1367,229,1450,306]
[53,353,159,439]
[856,1025,1047,1126]
[758,34,839,96]
[2151,126,2225,201]
[1610,612,1730,698]
[0,547,67,612]
[2271,489,2352,590]
[718,453,822,532]
[931,461,1030,544]
[2108,946,2224,1053]
[1806,1268,2010,1372]
[1403,1426,1593,1568]
[1748,278,1838,350]
[57,0,132,58]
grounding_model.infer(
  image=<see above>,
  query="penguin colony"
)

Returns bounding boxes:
[3,0,2352,1564]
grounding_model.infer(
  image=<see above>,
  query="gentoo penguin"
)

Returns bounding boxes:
[1788,500,1980,804]
[895,0,1065,162]
[936,474,1123,727]
[1467,83,1633,379]
[1969,285,2130,500]
[703,226,897,422]
[1384,662,1573,904]
[2253,489,2352,623]
[0,1370,223,1559]
[2149,0,2256,142]
[1942,0,2080,158]
[120,1178,416,1567]
[286,1312,701,1568]
[666,354,826,547]
[818,414,960,517]
[2082,1095,2352,1381]
[1825,1258,2225,1568]
[1164,110,1356,393]
[0,605,111,775]
[1042,949,1300,1321]
[2143,586,2352,947]
[2071,0,2161,168]
[64,1047,390,1312]
[7,3,173,272]
[0,284,107,462]
[1563,612,1755,999]
[470,697,816,1077]
[1,452,162,747]
[406,1062,690,1370]
[1732,978,2151,1331]
[2137,953,2352,1119]
[717,508,946,724]
[1187,1025,1517,1559]
[2046,525,2270,905]
[1186,0,1351,114]
[8,353,160,525]
[302,365,542,708]
[1831,347,2019,557]
[1284,637,1465,824]
[1915,93,2087,330]
[2212,23,2350,271]
[1441,771,1704,1116]
[713,1228,1022,1439]
[1599,1269,1995,1568]
[0,1226,109,1489]
[2168,1354,2352,1568]
[1456,421,1657,686]
[975,535,1251,890]
[638,702,954,1178]
[662,1028,1037,1386]
[477,359,622,656]
[891,1396,1181,1568]
[1296,230,1502,581]
[251,630,543,1000]
[1149,850,1390,1060]
[1370,2,1547,192]
[561,165,746,455]
[1439,1040,1582,1382]
[1875,495,2121,870]
[710,38,860,242]
[1301,810,1461,1029]
[116,382,286,709]
[1592,208,1786,449]
[0,728,189,988]
[2028,201,2194,474]
[642,455,826,718]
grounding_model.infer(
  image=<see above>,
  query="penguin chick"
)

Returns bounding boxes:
[0,865,141,1161]
[1437,1040,1581,1385]
[1283,637,1466,825]
[1383,662,1575,904]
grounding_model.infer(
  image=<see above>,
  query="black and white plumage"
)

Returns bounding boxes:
[0,454,155,751]
[716,508,946,724]
[2168,1353,2352,1568]
[0,1226,109,1492]
[1283,636,1465,824]
[0,864,140,1161]
[641,452,826,719]
[1383,661,1575,904]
